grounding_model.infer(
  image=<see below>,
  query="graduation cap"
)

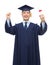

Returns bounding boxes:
[18,5,34,11]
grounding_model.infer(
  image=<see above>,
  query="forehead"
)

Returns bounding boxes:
[22,11,30,13]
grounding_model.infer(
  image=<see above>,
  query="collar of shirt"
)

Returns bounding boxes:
[23,21,30,28]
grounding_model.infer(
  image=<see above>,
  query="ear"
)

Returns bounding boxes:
[30,12,32,17]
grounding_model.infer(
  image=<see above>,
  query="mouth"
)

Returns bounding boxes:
[24,15,28,18]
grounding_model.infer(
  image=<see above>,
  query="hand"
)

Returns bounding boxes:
[39,14,45,22]
[6,12,11,19]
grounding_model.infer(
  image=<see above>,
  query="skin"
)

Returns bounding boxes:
[6,12,11,19]
[39,14,45,22]
[22,11,31,21]
[6,11,45,22]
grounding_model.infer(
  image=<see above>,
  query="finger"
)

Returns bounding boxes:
[39,14,45,18]
[6,12,11,16]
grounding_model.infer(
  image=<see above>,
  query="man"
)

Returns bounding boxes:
[5,5,47,65]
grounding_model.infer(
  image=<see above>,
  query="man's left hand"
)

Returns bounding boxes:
[39,14,45,22]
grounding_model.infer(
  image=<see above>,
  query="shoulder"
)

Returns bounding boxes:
[15,22,22,26]
[14,22,22,28]
[30,22,39,27]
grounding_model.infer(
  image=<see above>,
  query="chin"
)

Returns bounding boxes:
[24,18,29,21]
[24,19,29,21]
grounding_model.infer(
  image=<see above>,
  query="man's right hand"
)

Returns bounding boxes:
[6,12,11,19]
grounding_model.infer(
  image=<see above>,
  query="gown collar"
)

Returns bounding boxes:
[23,20,30,28]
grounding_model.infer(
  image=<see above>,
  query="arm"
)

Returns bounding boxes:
[37,21,47,35]
[37,14,47,35]
[5,19,16,35]
[5,12,17,35]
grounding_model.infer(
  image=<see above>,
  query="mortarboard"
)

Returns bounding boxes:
[18,5,34,11]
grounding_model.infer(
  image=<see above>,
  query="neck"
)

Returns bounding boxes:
[23,19,29,22]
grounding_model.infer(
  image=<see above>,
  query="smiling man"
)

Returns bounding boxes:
[5,5,47,65]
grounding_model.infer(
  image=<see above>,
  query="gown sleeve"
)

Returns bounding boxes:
[36,22,47,35]
[5,20,17,35]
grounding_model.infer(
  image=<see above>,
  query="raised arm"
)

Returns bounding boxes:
[37,14,47,35]
[5,13,16,35]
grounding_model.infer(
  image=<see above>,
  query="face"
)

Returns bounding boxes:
[22,11,31,21]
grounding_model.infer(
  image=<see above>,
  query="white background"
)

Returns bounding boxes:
[0,0,51,65]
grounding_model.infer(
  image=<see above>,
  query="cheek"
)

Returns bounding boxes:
[28,14,31,18]
[22,13,30,18]
[22,14,24,18]
[22,14,25,17]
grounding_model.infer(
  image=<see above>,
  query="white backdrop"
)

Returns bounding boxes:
[0,0,51,65]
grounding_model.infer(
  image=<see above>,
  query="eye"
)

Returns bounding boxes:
[23,12,25,14]
[27,12,29,14]
[22,11,26,14]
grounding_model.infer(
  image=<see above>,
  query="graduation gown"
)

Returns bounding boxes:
[5,20,47,65]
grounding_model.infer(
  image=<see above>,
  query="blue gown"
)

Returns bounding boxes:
[5,20,47,65]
